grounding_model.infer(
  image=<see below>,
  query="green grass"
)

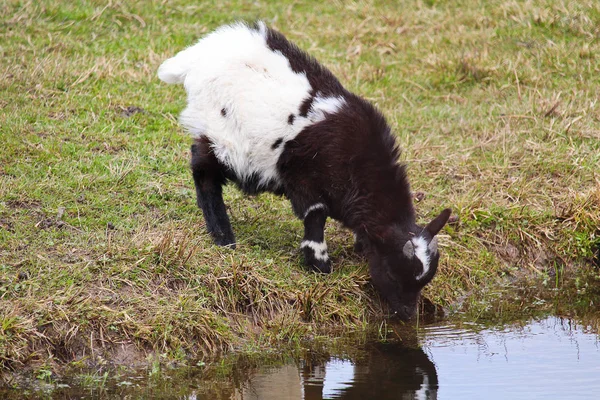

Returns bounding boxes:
[1,0,599,380]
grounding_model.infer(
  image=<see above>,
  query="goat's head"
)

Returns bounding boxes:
[369,208,451,321]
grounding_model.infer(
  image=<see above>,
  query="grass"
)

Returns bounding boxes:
[1,0,599,381]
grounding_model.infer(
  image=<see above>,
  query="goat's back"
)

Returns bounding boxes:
[158,22,347,188]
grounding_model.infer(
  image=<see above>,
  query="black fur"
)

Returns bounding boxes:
[185,23,451,320]
[190,137,235,247]
[298,93,315,117]
[262,26,345,97]
[301,343,438,398]
[287,114,295,125]
[271,137,284,150]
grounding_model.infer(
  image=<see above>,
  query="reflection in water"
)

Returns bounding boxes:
[3,316,599,399]
[236,316,600,400]
[238,343,438,400]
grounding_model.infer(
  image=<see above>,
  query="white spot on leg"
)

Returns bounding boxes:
[301,240,329,262]
[414,367,431,400]
[413,236,430,280]
[303,203,326,219]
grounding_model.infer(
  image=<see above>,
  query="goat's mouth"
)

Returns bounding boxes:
[389,305,416,321]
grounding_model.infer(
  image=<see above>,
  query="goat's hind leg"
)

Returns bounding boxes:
[191,137,236,247]
[300,203,331,273]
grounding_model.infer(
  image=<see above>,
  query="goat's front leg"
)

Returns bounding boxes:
[191,137,235,248]
[300,203,331,273]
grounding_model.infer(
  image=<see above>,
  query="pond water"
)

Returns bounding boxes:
[5,316,600,399]
[231,316,600,400]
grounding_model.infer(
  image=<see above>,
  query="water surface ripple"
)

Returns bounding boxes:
[238,316,600,400]
[4,316,599,399]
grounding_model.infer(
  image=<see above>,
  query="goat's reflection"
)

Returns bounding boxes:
[240,343,438,400]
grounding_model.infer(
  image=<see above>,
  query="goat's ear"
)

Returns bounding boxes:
[425,208,452,236]
[403,240,415,258]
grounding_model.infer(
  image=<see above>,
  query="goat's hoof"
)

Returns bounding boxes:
[308,259,331,274]
[212,232,236,249]
[302,248,331,273]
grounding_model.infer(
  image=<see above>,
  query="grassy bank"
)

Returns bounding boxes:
[1,0,599,381]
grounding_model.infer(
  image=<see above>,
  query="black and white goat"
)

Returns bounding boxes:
[158,22,451,320]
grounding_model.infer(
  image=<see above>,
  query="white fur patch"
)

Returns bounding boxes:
[158,22,346,189]
[307,95,346,123]
[301,240,329,261]
[413,236,430,281]
[414,367,432,400]
[303,203,326,219]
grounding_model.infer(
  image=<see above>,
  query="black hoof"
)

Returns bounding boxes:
[311,261,331,274]
[305,256,331,274]
[211,231,236,249]
[302,247,331,273]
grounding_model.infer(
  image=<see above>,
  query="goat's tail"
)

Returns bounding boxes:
[157,47,196,84]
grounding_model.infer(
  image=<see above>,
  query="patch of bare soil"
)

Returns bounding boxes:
[0,218,14,232]
[6,200,42,210]
[117,105,145,118]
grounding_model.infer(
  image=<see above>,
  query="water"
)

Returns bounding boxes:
[418,318,600,399]
[236,317,600,400]
[4,316,599,399]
